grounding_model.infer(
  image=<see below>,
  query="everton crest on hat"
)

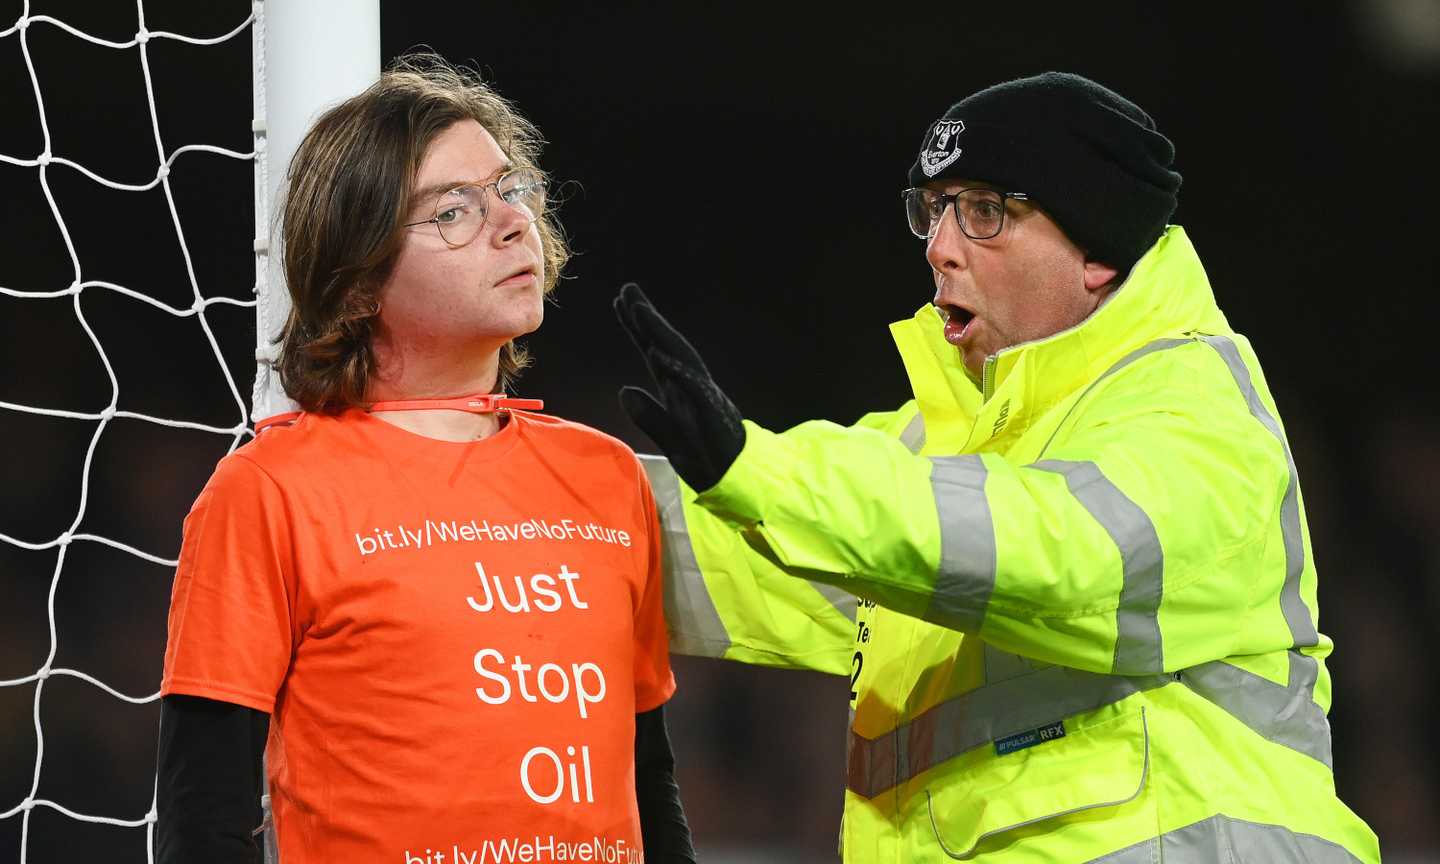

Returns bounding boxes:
[919,120,966,178]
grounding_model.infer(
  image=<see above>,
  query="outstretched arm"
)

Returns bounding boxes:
[614,286,1306,676]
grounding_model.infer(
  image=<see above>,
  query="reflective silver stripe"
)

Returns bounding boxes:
[899,411,927,454]
[1088,812,1362,863]
[1196,337,1332,768]
[1181,650,1333,769]
[639,455,731,658]
[1037,337,1194,458]
[1030,460,1165,676]
[847,720,895,802]
[1199,335,1319,650]
[813,580,858,623]
[926,455,996,633]
[846,664,1175,798]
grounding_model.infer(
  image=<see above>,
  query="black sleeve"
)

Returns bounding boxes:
[156,693,270,864]
[634,704,697,862]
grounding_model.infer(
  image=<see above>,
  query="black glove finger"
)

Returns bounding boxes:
[613,282,651,350]
[616,283,715,403]
[614,283,674,393]
[648,348,718,412]
[621,384,725,492]
[630,299,711,377]
[648,349,745,468]
[619,385,688,456]
[633,355,721,444]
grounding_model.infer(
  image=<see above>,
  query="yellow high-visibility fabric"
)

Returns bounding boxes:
[663,227,1379,861]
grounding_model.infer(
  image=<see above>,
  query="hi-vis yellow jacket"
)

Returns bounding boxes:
[642,227,1380,862]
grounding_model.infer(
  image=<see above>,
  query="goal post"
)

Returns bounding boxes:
[253,0,380,423]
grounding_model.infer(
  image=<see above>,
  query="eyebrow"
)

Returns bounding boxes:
[409,162,515,208]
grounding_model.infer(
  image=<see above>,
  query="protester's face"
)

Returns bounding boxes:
[926,180,1117,383]
[378,120,545,362]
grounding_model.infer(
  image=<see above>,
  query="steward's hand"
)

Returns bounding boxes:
[613,283,744,493]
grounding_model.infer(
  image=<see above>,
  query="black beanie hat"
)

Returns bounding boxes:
[907,72,1182,274]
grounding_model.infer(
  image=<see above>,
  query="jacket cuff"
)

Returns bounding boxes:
[694,419,784,524]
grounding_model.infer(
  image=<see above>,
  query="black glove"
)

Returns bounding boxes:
[614,283,745,493]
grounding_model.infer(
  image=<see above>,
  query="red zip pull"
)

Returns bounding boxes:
[367,394,545,413]
[462,394,545,412]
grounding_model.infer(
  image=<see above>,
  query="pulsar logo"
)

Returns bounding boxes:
[919,119,965,177]
[991,398,1011,436]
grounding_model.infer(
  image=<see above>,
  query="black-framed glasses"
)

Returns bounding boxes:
[404,167,548,247]
[902,187,1028,240]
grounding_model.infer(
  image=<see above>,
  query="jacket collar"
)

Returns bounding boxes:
[889,226,1232,454]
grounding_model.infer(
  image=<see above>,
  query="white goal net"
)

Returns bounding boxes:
[0,2,374,860]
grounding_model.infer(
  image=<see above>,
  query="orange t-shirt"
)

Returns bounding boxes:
[161,409,675,863]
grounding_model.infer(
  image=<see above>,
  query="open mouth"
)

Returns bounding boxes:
[942,304,975,327]
[940,303,976,345]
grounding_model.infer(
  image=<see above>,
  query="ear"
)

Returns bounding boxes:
[1082,257,1120,294]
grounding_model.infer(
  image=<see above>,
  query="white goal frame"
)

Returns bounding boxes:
[254,0,381,422]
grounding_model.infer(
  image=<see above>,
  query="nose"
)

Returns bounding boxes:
[487,195,534,248]
[925,202,969,277]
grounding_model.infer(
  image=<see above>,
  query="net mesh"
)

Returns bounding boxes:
[0,2,263,859]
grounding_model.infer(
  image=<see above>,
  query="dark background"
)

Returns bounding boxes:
[2,1,1437,861]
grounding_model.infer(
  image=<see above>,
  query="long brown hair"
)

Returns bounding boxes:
[276,52,569,413]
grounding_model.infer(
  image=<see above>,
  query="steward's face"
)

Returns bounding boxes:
[925,179,1116,383]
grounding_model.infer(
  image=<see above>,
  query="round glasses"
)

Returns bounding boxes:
[902,187,1028,240]
[405,167,548,247]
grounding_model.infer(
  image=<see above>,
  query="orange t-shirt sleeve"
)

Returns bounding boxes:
[632,461,676,713]
[160,453,296,713]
